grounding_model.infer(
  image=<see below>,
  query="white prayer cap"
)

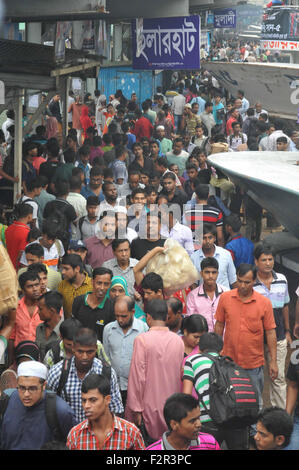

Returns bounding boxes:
[156,125,165,131]
[17,361,48,381]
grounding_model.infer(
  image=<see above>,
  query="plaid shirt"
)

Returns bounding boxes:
[67,415,145,450]
[47,357,123,422]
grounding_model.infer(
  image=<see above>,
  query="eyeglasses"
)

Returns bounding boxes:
[17,385,41,393]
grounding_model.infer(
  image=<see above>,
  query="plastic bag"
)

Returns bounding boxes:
[146,239,199,296]
[0,242,18,315]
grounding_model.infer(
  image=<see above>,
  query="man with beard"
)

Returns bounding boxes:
[58,254,92,318]
[156,125,173,155]
[47,328,123,423]
[103,296,148,407]
[159,172,188,214]
[81,166,104,203]
[85,212,115,269]
[98,182,124,216]
[72,267,114,343]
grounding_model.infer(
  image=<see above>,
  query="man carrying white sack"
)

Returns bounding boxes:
[0,361,77,450]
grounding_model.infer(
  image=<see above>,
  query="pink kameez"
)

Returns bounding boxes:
[126,327,184,441]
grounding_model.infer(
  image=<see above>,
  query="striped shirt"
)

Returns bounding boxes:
[183,352,219,423]
[253,271,289,341]
[147,432,220,450]
[183,203,223,242]
[47,357,124,422]
[67,415,145,450]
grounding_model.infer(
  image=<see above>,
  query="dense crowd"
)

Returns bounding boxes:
[201,39,286,63]
[0,71,298,451]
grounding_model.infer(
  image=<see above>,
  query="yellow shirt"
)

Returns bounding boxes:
[58,273,93,318]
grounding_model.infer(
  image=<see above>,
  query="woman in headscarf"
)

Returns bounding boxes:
[108,276,146,322]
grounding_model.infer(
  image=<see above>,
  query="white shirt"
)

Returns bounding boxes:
[227,133,248,151]
[18,195,39,228]
[19,237,65,270]
[160,222,194,256]
[171,94,186,115]
[68,96,75,123]
[267,130,291,151]
[97,198,125,216]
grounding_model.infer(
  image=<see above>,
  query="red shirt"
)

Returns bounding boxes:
[5,221,30,269]
[133,116,153,141]
[67,415,145,450]
[226,116,237,136]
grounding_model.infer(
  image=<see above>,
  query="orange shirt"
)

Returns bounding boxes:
[215,289,276,369]
[10,296,42,347]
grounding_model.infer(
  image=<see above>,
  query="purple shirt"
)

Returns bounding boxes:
[85,236,114,269]
[186,283,229,331]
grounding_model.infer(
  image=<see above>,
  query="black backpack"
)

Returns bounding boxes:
[198,354,259,429]
[56,352,111,404]
[43,203,69,239]
[247,118,259,139]
[0,390,65,447]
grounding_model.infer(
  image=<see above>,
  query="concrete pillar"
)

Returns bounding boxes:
[26,22,42,44]
[14,89,23,202]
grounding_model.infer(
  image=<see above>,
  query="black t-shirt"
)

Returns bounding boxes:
[128,156,155,179]
[130,237,165,260]
[39,160,59,183]
[286,360,299,415]
[72,294,115,342]
[159,188,188,212]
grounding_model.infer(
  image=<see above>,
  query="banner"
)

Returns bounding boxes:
[214,9,236,29]
[132,15,200,70]
[261,7,299,41]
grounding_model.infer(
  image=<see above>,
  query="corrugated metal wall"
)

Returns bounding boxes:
[97,66,163,103]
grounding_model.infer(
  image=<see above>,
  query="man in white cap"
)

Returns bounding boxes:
[95,91,107,136]
[0,361,77,449]
[156,126,173,156]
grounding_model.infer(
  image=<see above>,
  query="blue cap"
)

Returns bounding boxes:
[68,240,87,250]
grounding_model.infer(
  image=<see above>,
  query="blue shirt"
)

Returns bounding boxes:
[225,234,254,269]
[75,161,91,185]
[47,357,124,422]
[81,184,105,203]
[213,102,225,125]
[191,245,237,289]
[103,318,149,390]
[190,96,206,115]
[253,271,290,341]
[1,390,77,450]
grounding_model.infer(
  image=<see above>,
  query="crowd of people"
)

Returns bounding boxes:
[201,38,288,64]
[0,71,298,451]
